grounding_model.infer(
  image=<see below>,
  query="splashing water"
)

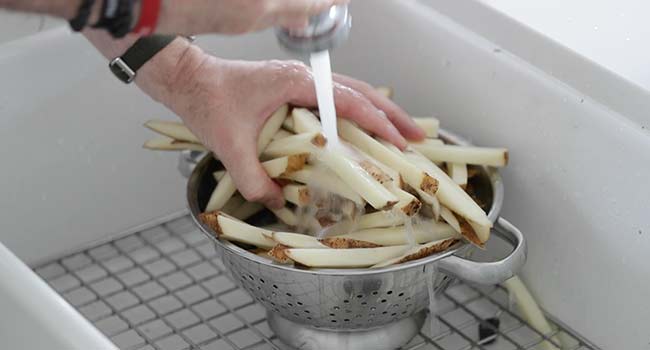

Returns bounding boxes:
[310,50,340,147]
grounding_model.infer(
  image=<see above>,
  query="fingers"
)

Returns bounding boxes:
[333,74,426,141]
[282,63,408,149]
[217,135,285,209]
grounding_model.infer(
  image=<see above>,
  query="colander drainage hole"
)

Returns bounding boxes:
[391,313,397,316]
[307,317,312,320]
[273,284,278,289]
[370,307,376,311]
[398,292,404,297]
[304,310,310,313]
[372,291,378,295]
[287,303,293,307]
[248,275,254,280]
[297,302,303,306]
[356,294,363,299]
[331,320,337,323]
[260,279,265,283]
[361,302,367,306]
[382,311,388,315]
[387,291,393,295]
[344,319,350,322]
[286,293,292,297]
[343,300,349,303]
[381,299,387,303]
[329,313,335,316]
[333,306,340,310]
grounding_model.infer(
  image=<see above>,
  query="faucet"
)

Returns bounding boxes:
[275,4,351,53]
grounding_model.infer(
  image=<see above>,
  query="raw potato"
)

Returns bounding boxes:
[319,237,382,249]
[338,119,439,196]
[412,118,440,138]
[271,207,298,226]
[336,222,459,246]
[503,276,561,350]
[198,211,276,249]
[263,132,327,158]
[262,154,309,178]
[401,149,492,239]
[222,195,245,215]
[283,184,311,207]
[390,187,422,216]
[272,129,294,140]
[281,166,364,205]
[439,206,461,233]
[372,237,460,268]
[206,105,288,211]
[264,231,326,248]
[231,201,264,221]
[213,170,226,181]
[144,120,200,144]
[143,138,207,152]
[411,143,508,167]
[268,244,292,263]
[318,149,399,210]
[291,108,323,133]
[356,211,403,229]
[448,163,468,188]
[285,245,410,268]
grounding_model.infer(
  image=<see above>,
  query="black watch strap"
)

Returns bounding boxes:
[109,35,177,84]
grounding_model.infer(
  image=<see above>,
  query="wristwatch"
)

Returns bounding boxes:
[109,35,195,84]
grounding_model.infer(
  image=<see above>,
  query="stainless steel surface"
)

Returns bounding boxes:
[33,214,599,350]
[437,218,526,285]
[184,128,525,349]
[276,4,351,53]
[268,310,427,350]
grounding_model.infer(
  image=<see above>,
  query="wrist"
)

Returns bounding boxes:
[135,37,211,109]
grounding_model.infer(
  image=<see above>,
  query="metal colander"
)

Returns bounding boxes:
[184,129,526,350]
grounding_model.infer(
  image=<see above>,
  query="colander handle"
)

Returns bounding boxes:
[437,217,526,285]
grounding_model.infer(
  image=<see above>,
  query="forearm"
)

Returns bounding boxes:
[83,29,210,110]
[1,0,82,19]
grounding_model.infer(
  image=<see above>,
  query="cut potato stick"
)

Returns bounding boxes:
[281,166,364,205]
[357,211,402,229]
[412,118,440,138]
[337,119,439,196]
[292,108,322,133]
[265,231,327,248]
[272,129,294,140]
[222,195,245,214]
[318,149,398,210]
[263,132,327,158]
[440,206,461,233]
[319,237,382,249]
[402,149,492,230]
[503,276,561,350]
[262,154,309,178]
[358,159,393,185]
[448,163,468,188]
[198,211,276,249]
[336,222,459,246]
[143,137,207,152]
[268,244,292,263]
[205,105,288,211]
[231,201,264,221]
[271,207,298,226]
[390,187,421,216]
[411,143,508,167]
[375,86,393,99]
[213,170,226,181]
[285,245,409,268]
[372,238,459,268]
[282,184,310,207]
[144,120,200,144]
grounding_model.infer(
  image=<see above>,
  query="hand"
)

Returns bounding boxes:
[136,43,424,209]
[158,0,350,35]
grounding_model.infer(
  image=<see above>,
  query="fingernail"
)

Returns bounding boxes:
[268,197,285,210]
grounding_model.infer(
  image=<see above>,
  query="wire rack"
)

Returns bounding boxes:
[33,214,599,350]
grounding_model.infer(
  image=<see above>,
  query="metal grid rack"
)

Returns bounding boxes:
[34,214,599,350]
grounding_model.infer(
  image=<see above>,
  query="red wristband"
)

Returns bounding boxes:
[132,0,162,35]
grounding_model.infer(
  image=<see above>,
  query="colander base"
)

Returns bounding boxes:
[268,309,427,350]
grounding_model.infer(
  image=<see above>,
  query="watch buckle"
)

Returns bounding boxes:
[109,57,136,84]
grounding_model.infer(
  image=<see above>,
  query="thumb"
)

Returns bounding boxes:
[219,138,285,209]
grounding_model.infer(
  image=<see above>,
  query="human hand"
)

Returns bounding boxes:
[157,0,350,35]
[136,43,424,208]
